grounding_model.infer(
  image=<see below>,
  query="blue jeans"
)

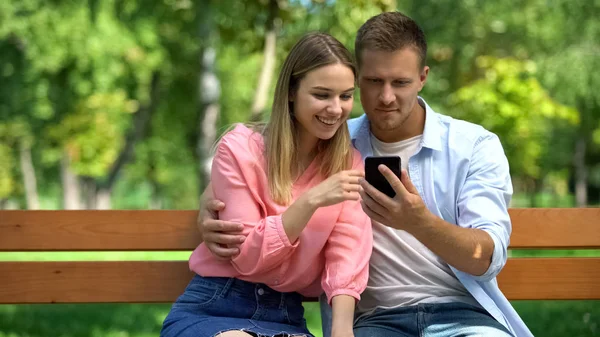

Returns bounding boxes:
[161,275,312,337]
[320,295,513,337]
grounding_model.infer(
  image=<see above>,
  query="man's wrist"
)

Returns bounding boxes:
[405,209,437,237]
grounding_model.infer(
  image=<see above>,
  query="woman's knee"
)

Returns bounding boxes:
[216,331,253,337]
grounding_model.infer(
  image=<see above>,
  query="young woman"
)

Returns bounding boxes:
[161,32,372,337]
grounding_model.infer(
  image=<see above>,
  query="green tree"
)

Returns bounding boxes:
[448,56,578,204]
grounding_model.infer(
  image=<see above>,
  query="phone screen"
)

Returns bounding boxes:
[364,156,401,198]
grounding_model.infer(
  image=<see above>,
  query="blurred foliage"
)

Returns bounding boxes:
[1,0,597,208]
[0,121,29,198]
[448,56,578,179]
[400,0,600,200]
[45,91,133,177]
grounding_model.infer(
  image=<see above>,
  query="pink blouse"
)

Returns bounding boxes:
[189,124,372,302]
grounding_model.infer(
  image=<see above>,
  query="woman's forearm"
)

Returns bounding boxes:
[331,294,356,337]
[281,193,318,243]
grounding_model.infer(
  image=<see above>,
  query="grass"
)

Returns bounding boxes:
[0,302,323,337]
[0,303,171,337]
[513,300,599,337]
[0,301,597,337]
[510,249,600,258]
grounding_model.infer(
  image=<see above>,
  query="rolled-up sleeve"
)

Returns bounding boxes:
[211,132,299,276]
[457,133,512,282]
[321,153,373,303]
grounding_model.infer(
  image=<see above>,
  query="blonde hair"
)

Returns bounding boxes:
[265,32,356,205]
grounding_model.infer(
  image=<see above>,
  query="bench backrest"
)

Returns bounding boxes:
[1,208,599,304]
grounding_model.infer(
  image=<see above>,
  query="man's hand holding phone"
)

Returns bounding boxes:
[359,158,432,233]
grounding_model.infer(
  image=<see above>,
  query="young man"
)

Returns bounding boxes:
[198,11,533,337]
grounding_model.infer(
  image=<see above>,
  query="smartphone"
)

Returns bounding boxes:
[365,156,401,198]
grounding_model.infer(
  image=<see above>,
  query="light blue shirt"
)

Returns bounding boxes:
[325,97,532,336]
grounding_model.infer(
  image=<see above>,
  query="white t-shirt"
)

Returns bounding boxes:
[357,133,480,316]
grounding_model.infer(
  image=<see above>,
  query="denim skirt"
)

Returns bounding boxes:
[160,275,313,337]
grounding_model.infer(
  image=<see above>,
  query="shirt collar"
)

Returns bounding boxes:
[351,97,443,152]
[420,97,443,151]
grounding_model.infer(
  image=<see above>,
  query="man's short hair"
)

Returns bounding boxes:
[355,12,427,69]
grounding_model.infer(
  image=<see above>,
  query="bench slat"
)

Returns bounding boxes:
[1,209,599,251]
[0,261,194,304]
[497,257,600,300]
[509,208,600,248]
[1,258,598,304]
[0,210,201,251]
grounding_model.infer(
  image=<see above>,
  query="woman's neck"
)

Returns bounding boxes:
[295,130,319,177]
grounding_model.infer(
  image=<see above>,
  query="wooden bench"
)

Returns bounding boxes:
[0,208,599,304]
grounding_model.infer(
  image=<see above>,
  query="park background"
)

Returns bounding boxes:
[0,0,598,336]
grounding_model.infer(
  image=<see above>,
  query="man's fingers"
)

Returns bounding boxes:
[205,242,239,260]
[378,165,408,197]
[360,200,388,225]
[360,191,387,217]
[204,219,244,233]
[198,199,224,222]
[203,232,246,245]
[359,178,395,210]
[205,199,225,212]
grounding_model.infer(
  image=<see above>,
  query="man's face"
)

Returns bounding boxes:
[358,47,429,142]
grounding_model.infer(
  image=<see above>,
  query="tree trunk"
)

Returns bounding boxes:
[149,196,162,210]
[81,176,97,209]
[96,188,112,210]
[573,136,588,206]
[530,176,545,207]
[61,153,82,209]
[149,182,163,209]
[0,199,19,210]
[250,0,279,121]
[197,98,220,188]
[19,142,39,210]
[94,72,161,209]
[196,2,221,193]
[529,178,537,207]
